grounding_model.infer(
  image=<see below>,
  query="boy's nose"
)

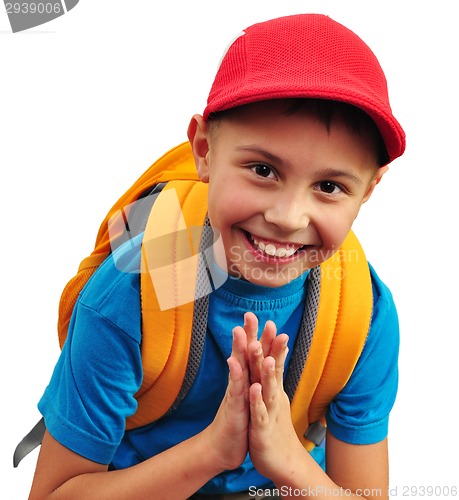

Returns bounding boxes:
[264,196,310,233]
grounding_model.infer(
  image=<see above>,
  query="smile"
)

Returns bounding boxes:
[244,231,305,259]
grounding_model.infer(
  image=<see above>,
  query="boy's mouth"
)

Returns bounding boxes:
[244,230,305,259]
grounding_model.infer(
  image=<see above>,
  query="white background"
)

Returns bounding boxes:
[1,1,457,498]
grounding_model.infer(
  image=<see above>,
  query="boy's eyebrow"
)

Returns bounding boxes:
[319,168,363,185]
[235,146,363,185]
[235,145,284,165]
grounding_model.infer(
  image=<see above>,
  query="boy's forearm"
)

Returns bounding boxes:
[44,429,224,500]
[266,441,337,498]
[269,443,385,500]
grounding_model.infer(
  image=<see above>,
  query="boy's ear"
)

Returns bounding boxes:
[188,114,210,183]
[361,165,389,204]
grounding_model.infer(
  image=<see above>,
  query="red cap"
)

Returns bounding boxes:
[203,14,405,163]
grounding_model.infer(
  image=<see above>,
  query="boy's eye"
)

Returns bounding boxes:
[318,181,343,194]
[252,164,275,179]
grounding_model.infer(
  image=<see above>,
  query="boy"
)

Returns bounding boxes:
[29,13,405,499]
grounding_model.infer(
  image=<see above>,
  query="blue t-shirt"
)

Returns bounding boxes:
[38,235,399,493]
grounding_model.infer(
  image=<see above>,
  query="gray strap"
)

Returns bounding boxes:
[167,217,212,413]
[13,417,46,467]
[284,266,321,400]
[304,420,327,446]
[110,182,167,253]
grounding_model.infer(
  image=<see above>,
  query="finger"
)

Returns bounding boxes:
[249,382,268,426]
[247,339,264,385]
[225,357,249,435]
[260,356,278,411]
[231,326,249,370]
[226,356,245,405]
[259,320,277,358]
[269,333,289,384]
[243,311,259,345]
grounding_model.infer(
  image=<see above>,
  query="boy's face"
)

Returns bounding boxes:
[189,100,386,288]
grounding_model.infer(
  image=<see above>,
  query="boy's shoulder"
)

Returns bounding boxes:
[77,234,142,329]
[368,263,396,307]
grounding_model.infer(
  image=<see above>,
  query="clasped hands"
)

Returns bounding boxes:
[210,311,299,479]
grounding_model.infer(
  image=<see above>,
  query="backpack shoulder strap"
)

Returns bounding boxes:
[289,230,373,450]
[126,178,209,429]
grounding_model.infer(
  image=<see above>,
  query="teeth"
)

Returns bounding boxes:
[265,244,276,256]
[275,247,287,257]
[251,235,300,258]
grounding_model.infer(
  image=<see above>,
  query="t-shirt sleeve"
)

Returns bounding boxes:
[325,265,399,445]
[38,252,143,465]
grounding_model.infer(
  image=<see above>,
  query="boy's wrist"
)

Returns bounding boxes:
[267,441,311,488]
[197,425,238,475]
